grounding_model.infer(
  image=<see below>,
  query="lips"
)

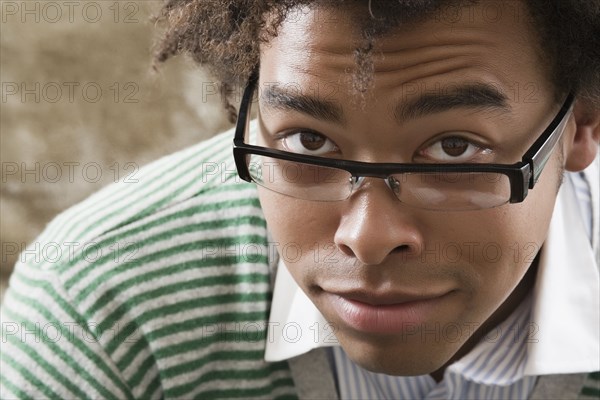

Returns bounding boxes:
[324,289,451,334]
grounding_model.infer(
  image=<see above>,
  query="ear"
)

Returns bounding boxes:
[564,100,600,172]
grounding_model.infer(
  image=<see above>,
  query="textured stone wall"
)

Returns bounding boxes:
[0,1,233,294]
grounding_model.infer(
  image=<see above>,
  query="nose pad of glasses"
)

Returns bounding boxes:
[386,176,401,196]
[348,176,400,198]
[349,176,364,191]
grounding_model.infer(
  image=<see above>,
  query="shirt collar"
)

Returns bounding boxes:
[264,170,600,376]
[524,166,600,375]
[264,256,332,362]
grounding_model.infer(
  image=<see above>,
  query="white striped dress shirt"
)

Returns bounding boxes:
[571,171,593,244]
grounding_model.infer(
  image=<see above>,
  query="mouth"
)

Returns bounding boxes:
[323,289,452,334]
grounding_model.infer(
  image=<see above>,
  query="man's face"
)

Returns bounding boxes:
[256,0,572,376]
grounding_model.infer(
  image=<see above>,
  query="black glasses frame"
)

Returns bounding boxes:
[233,74,574,204]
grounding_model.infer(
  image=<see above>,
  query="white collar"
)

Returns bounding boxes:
[524,165,599,375]
[264,168,600,376]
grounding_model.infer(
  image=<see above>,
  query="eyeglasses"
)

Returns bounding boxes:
[233,74,574,211]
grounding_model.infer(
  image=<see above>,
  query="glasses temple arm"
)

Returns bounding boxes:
[524,93,575,188]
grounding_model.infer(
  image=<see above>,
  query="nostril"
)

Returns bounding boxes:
[391,244,411,254]
[338,244,355,257]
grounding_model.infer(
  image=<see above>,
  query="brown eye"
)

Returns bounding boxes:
[299,132,326,151]
[441,137,469,157]
[282,130,338,155]
[418,135,488,163]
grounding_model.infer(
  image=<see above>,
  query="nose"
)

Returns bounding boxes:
[334,179,424,266]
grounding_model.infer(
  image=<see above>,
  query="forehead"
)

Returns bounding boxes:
[258,0,550,99]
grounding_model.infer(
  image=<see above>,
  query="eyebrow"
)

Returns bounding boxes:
[260,82,510,125]
[394,83,511,123]
[261,85,345,124]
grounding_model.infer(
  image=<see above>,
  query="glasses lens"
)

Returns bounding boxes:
[395,172,511,210]
[247,154,352,201]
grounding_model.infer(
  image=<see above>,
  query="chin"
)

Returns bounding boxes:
[347,349,443,377]
[336,332,457,377]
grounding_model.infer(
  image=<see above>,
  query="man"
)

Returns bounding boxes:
[1,0,599,399]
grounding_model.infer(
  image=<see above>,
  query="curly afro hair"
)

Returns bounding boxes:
[153,0,600,122]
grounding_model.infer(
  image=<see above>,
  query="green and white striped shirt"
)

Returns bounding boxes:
[1,128,295,399]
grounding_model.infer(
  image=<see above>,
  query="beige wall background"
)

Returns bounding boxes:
[0,1,233,295]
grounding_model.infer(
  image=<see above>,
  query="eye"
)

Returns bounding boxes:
[281,131,339,156]
[419,136,491,162]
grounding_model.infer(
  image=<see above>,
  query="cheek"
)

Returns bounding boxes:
[441,163,560,310]
[500,150,562,249]
[257,188,340,264]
